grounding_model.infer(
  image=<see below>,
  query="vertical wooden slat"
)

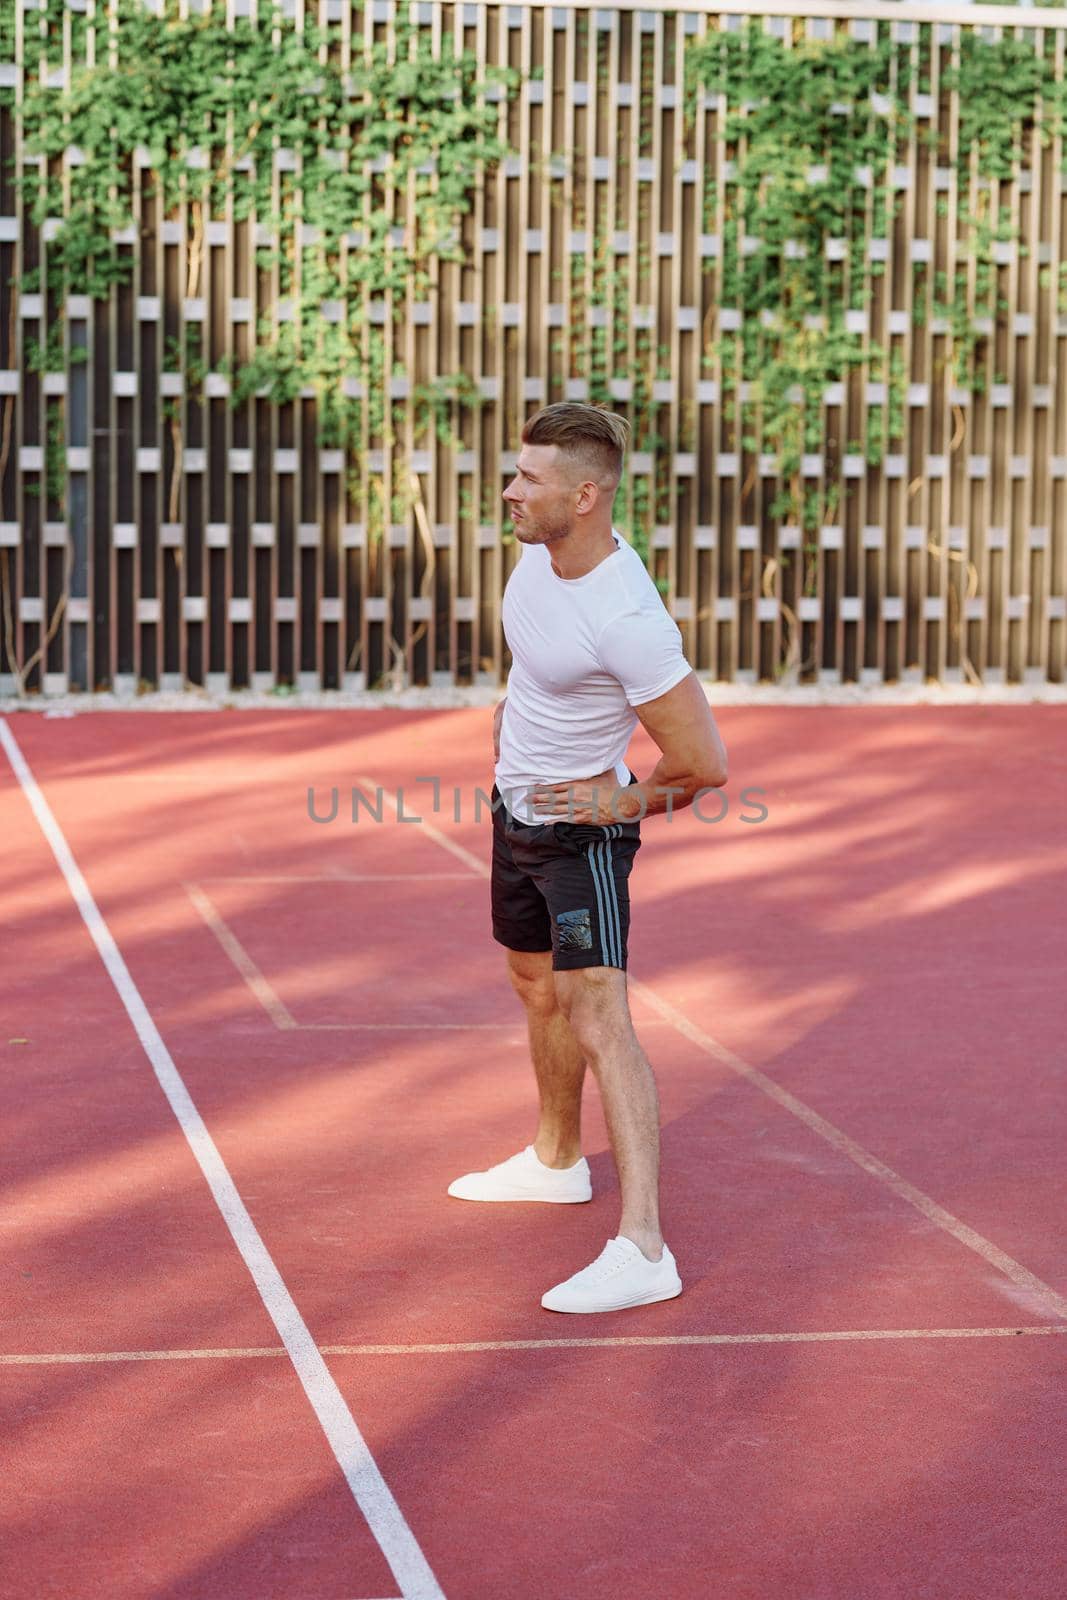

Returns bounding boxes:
[664,12,685,653]
[339,0,362,690]
[676,12,698,672]
[470,0,494,686]
[7,0,27,695]
[713,14,737,683]
[1016,25,1044,685]
[476,0,502,688]
[1030,29,1055,681]
[1043,31,1065,681]
[689,9,712,676]
[859,14,885,684]
[428,0,454,689]
[950,19,978,686]
[988,29,1013,687]
[618,7,638,562]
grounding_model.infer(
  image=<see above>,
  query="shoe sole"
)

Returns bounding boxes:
[447,1186,592,1203]
[541,1280,683,1313]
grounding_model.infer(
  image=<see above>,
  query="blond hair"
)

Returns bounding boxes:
[521,402,630,494]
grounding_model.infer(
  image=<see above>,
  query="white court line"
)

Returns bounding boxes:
[200,874,479,883]
[185,881,300,1029]
[77,774,247,784]
[185,880,534,1032]
[2,1324,1066,1366]
[300,1021,673,1030]
[303,1023,531,1031]
[628,977,1067,1324]
[187,870,676,1033]
[355,778,489,875]
[0,721,445,1600]
[364,776,1067,1326]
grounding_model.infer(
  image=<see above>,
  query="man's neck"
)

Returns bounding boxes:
[548,527,619,581]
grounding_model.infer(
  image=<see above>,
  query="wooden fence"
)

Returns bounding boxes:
[2,0,1066,693]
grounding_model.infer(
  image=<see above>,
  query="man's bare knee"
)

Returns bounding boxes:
[505,949,557,1014]
[553,967,633,1056]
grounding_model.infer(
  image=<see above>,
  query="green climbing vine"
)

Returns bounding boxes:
[683,18,1067,629]
[685,22,914,581]
[6,5,1067,690]
[573,229,667,588]
[12,0,519,569]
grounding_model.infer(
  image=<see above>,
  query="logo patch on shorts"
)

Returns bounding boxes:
[556,908,593,952]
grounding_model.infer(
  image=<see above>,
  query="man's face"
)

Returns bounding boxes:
[502,444,579,547]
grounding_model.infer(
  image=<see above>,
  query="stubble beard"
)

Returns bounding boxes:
[514,512,572,547]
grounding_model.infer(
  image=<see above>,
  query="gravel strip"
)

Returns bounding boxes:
[2,679,1066,716]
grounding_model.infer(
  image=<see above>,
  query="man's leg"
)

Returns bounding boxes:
[552,966,662,1260]
[505,947,587,1169]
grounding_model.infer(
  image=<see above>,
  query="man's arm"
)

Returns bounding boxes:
[526,673,726,825]
[493,696,507,760]
[615,671,727,820]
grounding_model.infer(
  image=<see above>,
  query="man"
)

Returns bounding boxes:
[448,402,728,1313]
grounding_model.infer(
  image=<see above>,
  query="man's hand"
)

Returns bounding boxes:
[493,697,507,761]
[527,768,637,825]
[527,674,728,826]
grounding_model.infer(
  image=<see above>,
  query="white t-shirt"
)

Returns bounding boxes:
[494,528,691,824]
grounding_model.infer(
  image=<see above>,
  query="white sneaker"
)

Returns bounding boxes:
[541,1236,682,1313]
[447,1145,592,1203]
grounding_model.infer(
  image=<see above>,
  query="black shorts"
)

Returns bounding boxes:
[489,773,643,971]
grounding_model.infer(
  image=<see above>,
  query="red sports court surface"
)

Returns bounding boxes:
[1,704,1065,1600]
